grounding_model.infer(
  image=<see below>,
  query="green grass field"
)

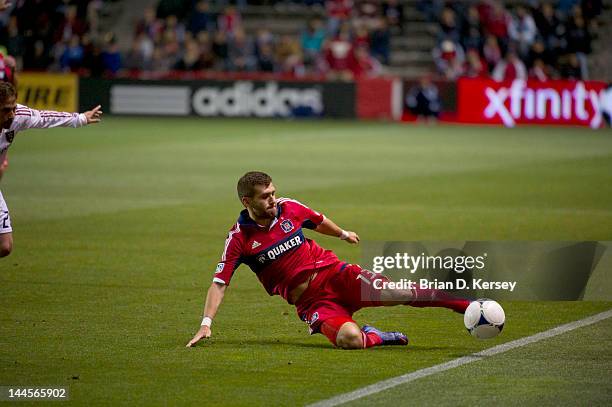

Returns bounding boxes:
[1,118,611,405]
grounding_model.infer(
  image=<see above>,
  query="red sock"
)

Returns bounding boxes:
[408,288,470,313]
[361,329,383,348]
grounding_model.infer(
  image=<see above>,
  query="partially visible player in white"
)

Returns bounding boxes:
[0,82,102,257]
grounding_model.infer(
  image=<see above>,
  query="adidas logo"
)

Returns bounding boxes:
[252,241,261,249]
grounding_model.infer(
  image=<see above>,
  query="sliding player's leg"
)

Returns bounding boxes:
[320,316,407,349]
[335,264,470,314]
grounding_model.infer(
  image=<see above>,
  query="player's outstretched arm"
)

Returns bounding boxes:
[315,217,360,244]
[186,282,226,347]
[83,105,103,124]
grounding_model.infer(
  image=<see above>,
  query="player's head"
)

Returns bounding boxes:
[0,81,17,129]
[237,171,277,219]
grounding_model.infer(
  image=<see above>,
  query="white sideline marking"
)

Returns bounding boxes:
[308,309,612,407]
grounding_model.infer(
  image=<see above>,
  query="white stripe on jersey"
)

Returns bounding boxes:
[221,223,240,261]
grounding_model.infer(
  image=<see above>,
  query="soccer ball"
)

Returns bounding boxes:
[464,299,505,339]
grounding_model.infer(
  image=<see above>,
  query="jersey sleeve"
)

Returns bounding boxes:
[213,224,243,285]
[279,198,325,229]
[12,104,87,131]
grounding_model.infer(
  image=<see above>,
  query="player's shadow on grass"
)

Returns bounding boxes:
[220,338,332,349]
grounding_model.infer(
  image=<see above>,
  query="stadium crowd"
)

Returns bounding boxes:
[0,0,605,81]
[430,0,603,81]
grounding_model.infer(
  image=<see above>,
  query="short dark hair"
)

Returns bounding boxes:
[237,171,272,200]
[0,81,16,103]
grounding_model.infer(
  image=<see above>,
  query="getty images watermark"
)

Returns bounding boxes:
[361,241,612,301]
[369,251,517,292]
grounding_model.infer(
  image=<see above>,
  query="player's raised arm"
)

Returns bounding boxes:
[186,282,226,347]
[315,217,360,244]
[13,104,103,130]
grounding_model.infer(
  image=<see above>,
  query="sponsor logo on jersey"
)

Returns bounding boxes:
[247,230,306,270]
[280,219,294,233]
[215,263,224,274]
[5,131,14,143]
[252,241,261,249]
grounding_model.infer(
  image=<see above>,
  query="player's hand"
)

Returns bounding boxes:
[84,105,103,124]
[186,325,212,347]
[344,231,360,244]
[0,1,12,12]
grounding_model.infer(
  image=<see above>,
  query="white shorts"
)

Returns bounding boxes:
[0,189,12,234]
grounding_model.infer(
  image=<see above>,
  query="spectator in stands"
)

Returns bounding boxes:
[566,14,591,78]
[256,43,276,72]
[136,6,164,40]
[492,50,526,82]
[301,18,326,66]
[353,23,370,49]
[124,32,154,71]
[482,34,502,71]
[432,39,464,80]
[326,0,353,36]
[350,44,381,77]
[101,33,121,75]
[175,37,205,71]
[560,53,584,79]
[164,15,186,45]
[529,59,549,82]
[460,6,483,51]
[55,5,88,45]
[370,17,391,65]
[276,35,305,76]
[382,0,404,34]
[228,28,256,71]
[212,30,230,70]
[60,35,84,72]
[189,0,216,35]
[526,39,552,70]
[406,75,440,121]
[438,7,460,44]
[464,48,488,78]
[196,31,216,69]
[479,1,510,51]
[534,2,563,52]
[217,6,242,36]
[356,0,380,29]
[324,26,354,80]
[23,40,52,71]
[4,16,23,65]
[508,5,537,58]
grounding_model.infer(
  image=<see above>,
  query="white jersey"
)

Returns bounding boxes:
[0,104,87,235]
[0,104,87,164]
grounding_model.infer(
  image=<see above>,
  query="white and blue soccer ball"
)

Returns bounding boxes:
[464,299,505,339]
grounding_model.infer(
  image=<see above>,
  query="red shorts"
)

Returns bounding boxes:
[295,262,388,334]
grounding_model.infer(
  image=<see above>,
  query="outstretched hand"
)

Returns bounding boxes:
[0,1,12,12]
[344,231,360,244]
[84,105,103,124]
[186,325,212,347]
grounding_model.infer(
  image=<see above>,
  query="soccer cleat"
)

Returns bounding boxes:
[362,325,408,346]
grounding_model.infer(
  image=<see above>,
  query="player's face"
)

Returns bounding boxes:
[0,97,17,129]
[248,183,277,219]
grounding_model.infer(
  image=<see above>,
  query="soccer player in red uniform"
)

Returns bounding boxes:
[187,172,469,349]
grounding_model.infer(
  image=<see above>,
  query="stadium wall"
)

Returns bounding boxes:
[52,73,609,127]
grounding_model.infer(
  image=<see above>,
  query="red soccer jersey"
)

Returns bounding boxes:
[213,198,339,302]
